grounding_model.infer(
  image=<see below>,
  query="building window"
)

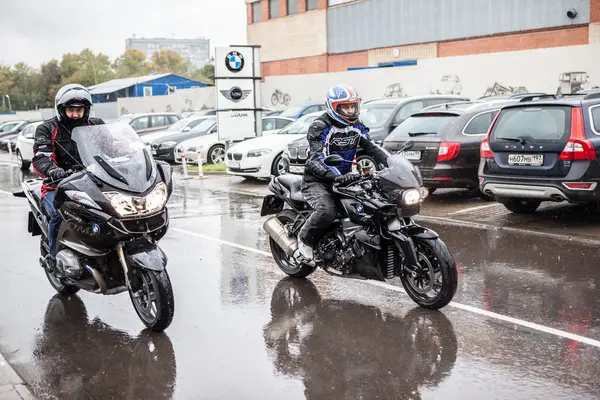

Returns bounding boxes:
[252,1,261,23]
[287,0,297,14]
[307,0,318,10]
[269,0,279,18]
[143,87,153,97]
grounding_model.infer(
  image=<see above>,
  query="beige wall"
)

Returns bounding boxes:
[247,10,327,62]
[368,43,438,66]
[117,87,215,117]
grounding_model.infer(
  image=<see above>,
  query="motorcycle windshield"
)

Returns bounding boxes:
[377,154,423,192]
[71,122,158,193]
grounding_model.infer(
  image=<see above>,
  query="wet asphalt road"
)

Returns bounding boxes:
[0,163,600,399]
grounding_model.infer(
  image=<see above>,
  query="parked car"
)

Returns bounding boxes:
[479,92,600,213]
[282,94,470,174]
[149,117,216,163]
[0,120,26,134]
[141,115,214,145]
[182,109,216,118]
[382,100,524,199]
[14,121,44,170]
[0,120,28,140]
[176,116,295,165]
[277,103,326,120]
[0,120,42,152]
[118,112,181,135]
[225,112,321,179]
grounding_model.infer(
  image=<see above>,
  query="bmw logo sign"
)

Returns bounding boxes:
[92,224,100,234]
[225,51,244,73]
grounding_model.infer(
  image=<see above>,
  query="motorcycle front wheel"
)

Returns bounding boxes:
[398,237,458,310]
[129,268,175,332]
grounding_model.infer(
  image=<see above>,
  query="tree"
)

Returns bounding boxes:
[40,60,62,107]
[113,49,151,78]
[192,63,214,84]
[6,63,43,111]
[78,49,114,86]
[150,50,187,75]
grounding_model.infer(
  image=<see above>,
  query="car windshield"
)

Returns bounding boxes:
[279,106,306,118]
[491,106,570,141]
[166,119,190,132]
[360,104,396,128]
[189,118,216,133]
[72,122,157,193]
[277,114,319,134]
[388,114,459,138]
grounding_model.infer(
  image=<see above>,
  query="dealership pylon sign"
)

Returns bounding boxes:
[214,45,262,142]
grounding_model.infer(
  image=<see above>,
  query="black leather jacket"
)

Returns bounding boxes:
[303,113,389,183]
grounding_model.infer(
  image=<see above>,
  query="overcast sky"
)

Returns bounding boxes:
[0,0,248,68]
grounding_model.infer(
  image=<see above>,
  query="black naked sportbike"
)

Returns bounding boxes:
[261,141,458,309]
[14,122,175,331]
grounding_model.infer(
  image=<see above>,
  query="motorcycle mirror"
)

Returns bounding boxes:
[399,140,415,152]
[324,154,345,166]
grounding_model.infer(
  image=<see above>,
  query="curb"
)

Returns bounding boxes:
[0,352,37,399]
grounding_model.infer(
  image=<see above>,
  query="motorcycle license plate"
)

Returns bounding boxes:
[508,154,543,166]
[399,150,421,160]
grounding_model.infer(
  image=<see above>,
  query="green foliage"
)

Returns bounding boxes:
[0,48,214,111]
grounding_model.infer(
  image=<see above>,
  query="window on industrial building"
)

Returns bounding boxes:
[307,0,318,10]
[287,0,297,14]
[143,87,153,97]
[269,0,278,18]
[252,2,261,23]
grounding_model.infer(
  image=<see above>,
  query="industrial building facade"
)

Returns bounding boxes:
[246,0,600,78]
[125,37,211,68]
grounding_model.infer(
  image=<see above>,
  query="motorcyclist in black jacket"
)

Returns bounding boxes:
[32,84,105,270]
[295,84,390,265]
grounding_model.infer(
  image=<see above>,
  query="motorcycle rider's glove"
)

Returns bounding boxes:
[334,172,360,184]
[47,167,69,182]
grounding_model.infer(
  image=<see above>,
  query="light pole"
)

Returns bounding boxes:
[5,94,11,111]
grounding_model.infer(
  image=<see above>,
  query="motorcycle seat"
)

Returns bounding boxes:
[277,175,305,203]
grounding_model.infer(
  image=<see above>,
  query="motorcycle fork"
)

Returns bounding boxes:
[389,231,421,277]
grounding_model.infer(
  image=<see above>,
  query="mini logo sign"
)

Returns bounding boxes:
[220,86,251,102]
[225,51,244,73]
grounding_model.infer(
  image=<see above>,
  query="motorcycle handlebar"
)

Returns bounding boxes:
[42,169,74,185]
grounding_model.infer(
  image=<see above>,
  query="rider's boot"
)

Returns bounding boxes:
[294,239,316,267]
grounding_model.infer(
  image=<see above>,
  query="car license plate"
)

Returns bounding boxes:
[289,166,304,174]
[227,161,240,169]
[508,154,544,166]
[399,150,421,160]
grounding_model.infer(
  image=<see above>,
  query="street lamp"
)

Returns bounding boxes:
[5,94,11,111]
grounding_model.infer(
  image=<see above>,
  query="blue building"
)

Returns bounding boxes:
[88,73,209,103]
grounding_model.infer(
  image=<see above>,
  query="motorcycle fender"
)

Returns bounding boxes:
[261,195,284,216]
[404,224,439,239]
[388,230,420,272]
[126,241,168,272]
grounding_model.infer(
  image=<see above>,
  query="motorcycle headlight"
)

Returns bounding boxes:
[161,141,177,149]
[104,183,168,216]
[247,149,272,158]
[401,189,422,206]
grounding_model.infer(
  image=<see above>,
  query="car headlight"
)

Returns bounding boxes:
[247,149,272,157]
[104,182,168,216]
[401,189,422,206]
[161,141,177,149]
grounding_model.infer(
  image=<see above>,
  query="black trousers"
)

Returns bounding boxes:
[298,181,337,246]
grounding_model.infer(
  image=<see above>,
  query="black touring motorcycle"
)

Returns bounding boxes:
[261,141,458,309]
[14,122,175,331]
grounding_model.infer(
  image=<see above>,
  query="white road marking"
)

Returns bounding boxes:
[172,226,600,349]
[0,189,12,196]
[447,203,501,216]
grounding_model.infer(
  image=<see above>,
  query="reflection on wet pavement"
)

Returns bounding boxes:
[1,162,600,399]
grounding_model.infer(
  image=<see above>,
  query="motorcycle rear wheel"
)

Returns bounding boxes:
[129,269,175,332]
[399,237,457,310]
[269,210,316,278]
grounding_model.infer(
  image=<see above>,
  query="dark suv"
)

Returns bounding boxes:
[282,94,470,174]
[479,92,600,213]
[382,100,525,200]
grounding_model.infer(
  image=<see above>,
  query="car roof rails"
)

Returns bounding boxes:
[583,91,600,100]
[509,92,548,99]
[518,94,559,102]
[420,101,478,112]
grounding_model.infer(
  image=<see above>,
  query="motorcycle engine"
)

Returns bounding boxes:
[318,229,367,274]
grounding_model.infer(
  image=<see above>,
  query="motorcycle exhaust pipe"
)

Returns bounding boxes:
[263,216,298,257]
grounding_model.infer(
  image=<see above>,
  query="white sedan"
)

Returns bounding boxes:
[175,116,295,165]
[225,112,320,179]
[15,121,43,170]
